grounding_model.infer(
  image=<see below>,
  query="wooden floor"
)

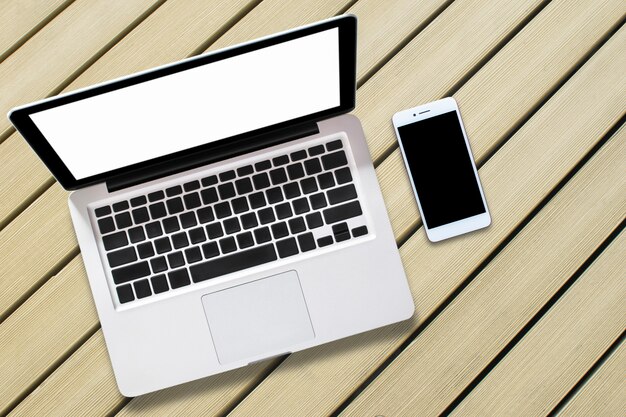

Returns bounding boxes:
[0,0,624,416]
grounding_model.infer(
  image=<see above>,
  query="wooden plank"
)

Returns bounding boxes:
[0,0,72,62]
[219,26,626,417]
[559,341,626,417]
[449,229,625,416]
[341,119,626,416]
[0,0,164,141]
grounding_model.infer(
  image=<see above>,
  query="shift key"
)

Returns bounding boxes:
[112,261,150,284]
[323,200,362,224]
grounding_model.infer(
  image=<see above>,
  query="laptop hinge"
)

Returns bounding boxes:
[105,121,320,193]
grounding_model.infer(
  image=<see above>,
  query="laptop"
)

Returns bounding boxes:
[8,15,414,396]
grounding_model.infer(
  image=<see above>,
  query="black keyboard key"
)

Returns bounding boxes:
[214,202,231,219]
[287,163,305,180]
[219,170,236,182]
[326,139,343,151]
[288,217,306,234]
[134,279,152,299]
[241,212,258,229]
[272,155,289,166]
[323,200,363,224]
[271,222,289,239]
[189,227,206,244]
[201,175,217,187]
[254,160,271,171]
[131,207,150,224]
[318,235,333,247]
[275,202,292,219]
[231,197,249,214]
[206,222,224,239]
[292,197,310,215]
[218,182,236,199]
[166,197,184,215]
[168,268,190,289]
[310,192,327,210]
[150,256,168,273]
[335,167,352,184]
[115,212,132,229]
[197,207,214,224]
[112,261,150,284]
[183,180,200,192]
[269,168,288,185]
[308,144,325,156]
[116,284,134,303]
[333,223,350,242]
[103,231,128,250]
[163,216,180,233]
[327,184,358,205]
[201,241,220,259]
[167,251,185,268]
[266,187,284,204]
[335,231,351,242]
[148,190,165,202]
[183,192,201,210]
[151,274,169,294]
[190,244,277,283]
[201,187,218,205]
[290,150,307,161]
[137,242,155,259]
[252,172,270,189]
[235,177,253,195]
[249,192,266,209]
[283,182,300,199]
[165,185,182,197]
[172,232,189,249]
[300,177,318,194]
[95,206,111,217]
[352,225,368,237]
[236,232,254,249]
[98,217,115,234]
[149,202,167,219]
[237,165,253,176]
[108,247,137,268]
[304,158,322,175]
[254,227,272,244]
[276,237,299,258]
[219,237,237,254]
[112,201,129,212]
[258,207,275,225]
[145,221,163,238]
[305,212,323,229]
[179,212,197,229]
[128,226,146,243]
[321,150,348,170]
[297,233,316,252]
[154,237,172,254]
[184,247,203,264]
[130,196,147,207]
[223,217,241,234]
[318,172,335,190]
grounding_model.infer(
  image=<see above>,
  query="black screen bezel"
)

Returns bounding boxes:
[8,15,356,190]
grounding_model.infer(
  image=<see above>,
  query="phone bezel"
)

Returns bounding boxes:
[392,97,491,242]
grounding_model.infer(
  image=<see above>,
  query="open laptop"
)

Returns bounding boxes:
[8,15,414,396]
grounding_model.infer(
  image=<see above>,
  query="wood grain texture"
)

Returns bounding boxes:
[0,0,163,140]
[341,108,626,417]
[224,26,626,417]
[0,0,71,61]
[451,227,626,416]
[559,341,626,417]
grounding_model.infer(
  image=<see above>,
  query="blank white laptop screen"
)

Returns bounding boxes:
[29,28,340,180]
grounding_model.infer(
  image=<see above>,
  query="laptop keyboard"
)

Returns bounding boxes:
[93,138,369,305]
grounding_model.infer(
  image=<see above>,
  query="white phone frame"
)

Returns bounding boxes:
[392,97,491,242]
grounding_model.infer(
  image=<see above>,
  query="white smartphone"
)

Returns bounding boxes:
[392,97,491,242]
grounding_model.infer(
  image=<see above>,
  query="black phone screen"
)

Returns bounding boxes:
[397,110,486,229]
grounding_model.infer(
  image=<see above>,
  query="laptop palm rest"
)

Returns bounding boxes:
[201,270,315,364]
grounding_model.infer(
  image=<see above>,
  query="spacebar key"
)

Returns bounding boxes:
[190,244,277,283]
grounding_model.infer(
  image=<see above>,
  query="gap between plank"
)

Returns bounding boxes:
[329,114,626,416]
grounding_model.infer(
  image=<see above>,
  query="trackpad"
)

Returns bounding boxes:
[201,271,314,364]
